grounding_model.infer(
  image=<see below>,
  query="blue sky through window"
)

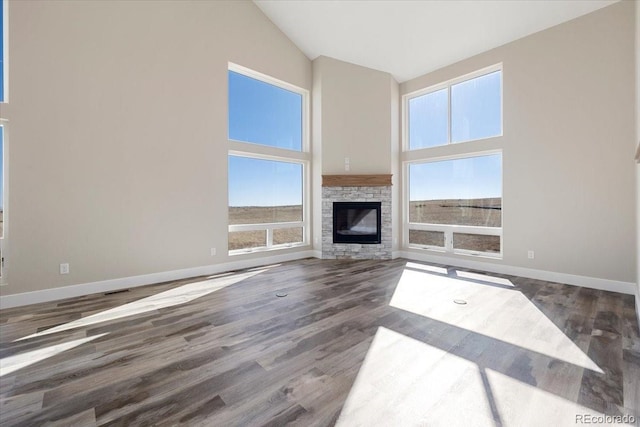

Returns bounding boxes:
[409,70,501,149]
[228,70,302,151]
[409,88,448,149]
[228,70,304,208]
[451,71,501,142]
[408,70,502,202]
[228,156,302,207]
[409,154,502,201]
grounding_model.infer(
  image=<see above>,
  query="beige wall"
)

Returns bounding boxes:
[0,0,311,295]
[313,56,396,175]
[1,0,635,299]
[401,1,637,283]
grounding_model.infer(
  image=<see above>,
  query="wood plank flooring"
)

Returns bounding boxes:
[0,258,638,426]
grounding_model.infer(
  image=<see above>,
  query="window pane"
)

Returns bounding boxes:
[451,71,501,143]
[273,227,303,245]
[409,154,502,227]
[409,230,444,247]
[453,233,500,253]
[408,88,448,149]
[229,230,266,251]
[228,156,302,225]
[228,70,302,151]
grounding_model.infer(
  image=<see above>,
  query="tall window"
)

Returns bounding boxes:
[404,65,503,257]
[227,64,308,253]
[408,67,501,149]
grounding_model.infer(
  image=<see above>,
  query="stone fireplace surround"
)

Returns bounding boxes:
[322,175,392,259]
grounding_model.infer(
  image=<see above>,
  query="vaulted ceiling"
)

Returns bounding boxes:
[255,0,619,82]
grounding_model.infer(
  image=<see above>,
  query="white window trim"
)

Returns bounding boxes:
[227,64,310,255]
[402,63,503,151]
[227,151,309,255]
[403,150,503,259]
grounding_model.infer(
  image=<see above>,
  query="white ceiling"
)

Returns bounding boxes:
[254,0,619,83]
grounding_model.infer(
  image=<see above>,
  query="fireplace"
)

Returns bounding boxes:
[322,174,391,259]
[333,202,381,244]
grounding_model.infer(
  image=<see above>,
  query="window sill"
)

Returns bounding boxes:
[229,242,308,256]
[407,245,503,260]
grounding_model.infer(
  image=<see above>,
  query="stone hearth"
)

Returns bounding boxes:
[322,176,392,259]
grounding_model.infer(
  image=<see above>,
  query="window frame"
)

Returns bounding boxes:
[227,63,310,255]
[403,150,503,259]
[403,63,503,151]
[228,62,308,153]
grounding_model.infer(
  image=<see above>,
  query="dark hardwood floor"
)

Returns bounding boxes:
[0,258,638,426]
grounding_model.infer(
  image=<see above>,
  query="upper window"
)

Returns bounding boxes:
[228,70,302,151]
[408,67,502,150]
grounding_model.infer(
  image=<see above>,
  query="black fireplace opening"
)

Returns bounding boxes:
[333,202,381,244]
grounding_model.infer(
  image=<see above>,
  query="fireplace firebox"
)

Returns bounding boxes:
[333,202,382,244]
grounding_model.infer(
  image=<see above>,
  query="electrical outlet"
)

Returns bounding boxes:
[60,263,70,274]
[344,157,350,171]
[527,250,534,259]
[210,248,217,256]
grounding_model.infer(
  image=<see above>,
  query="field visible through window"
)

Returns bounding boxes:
[409,197,501,253]
[228,205,303,250]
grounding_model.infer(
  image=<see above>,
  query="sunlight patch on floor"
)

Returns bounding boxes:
[336,327,616,427]
[15,269,268,342]
[0,334,107,377]
[336,326,496,426]
[485,369,621,426]
[389,268,602,373]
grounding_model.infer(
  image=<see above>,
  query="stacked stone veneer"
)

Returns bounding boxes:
[322,186,392,259]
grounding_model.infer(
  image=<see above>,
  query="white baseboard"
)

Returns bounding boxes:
[396,250,636,295]
[0,251,316,309]
[2,249,636,309]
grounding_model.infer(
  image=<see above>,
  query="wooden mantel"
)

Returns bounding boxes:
[322,174,392,187]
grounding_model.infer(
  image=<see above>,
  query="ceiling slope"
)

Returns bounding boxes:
[255,0,619,82]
